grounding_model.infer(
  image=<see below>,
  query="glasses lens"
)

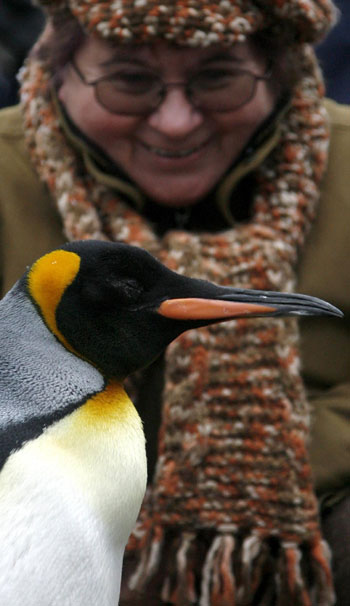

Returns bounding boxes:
[94,69,259,114]
[95,74,161,114]
[191,71,256,112]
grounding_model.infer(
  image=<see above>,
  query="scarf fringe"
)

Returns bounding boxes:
[126,526,334,606]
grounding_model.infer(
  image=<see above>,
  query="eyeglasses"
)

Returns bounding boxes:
[70,58,272,116]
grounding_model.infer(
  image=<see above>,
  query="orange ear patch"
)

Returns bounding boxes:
[27,250,81,352]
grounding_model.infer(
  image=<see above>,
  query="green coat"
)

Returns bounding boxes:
[1,100,349,508]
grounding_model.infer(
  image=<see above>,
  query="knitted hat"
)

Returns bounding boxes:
[21,1,337,604]
[37,0,336,45]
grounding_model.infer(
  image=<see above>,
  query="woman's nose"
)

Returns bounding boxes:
[147,87,204,138]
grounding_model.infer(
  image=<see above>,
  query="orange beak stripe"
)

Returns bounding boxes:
[158,298,276,321]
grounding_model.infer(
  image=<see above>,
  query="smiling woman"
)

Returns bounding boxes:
[1,0,350,605]
[57,37,277,205]
[33,13,297,208]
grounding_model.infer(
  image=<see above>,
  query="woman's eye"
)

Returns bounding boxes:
[194,69,240,89]
[109,72,158,93]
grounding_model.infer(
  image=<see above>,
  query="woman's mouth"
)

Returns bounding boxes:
[139,139,210,158]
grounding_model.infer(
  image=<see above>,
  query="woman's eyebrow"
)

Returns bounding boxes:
[99,54,149,69]
[201,52,245,64]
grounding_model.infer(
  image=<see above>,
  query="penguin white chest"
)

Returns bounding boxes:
[0,382,147,606]
[45,381,148,543]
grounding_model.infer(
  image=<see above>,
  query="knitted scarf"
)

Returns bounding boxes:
[20,2,336,603]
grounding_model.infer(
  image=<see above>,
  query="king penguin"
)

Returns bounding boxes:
[0,240,342,606]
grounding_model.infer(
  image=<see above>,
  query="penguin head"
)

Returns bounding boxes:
[24,240,343,381]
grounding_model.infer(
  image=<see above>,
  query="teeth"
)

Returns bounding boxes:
[142,143,203,158]
[154,147,195,158]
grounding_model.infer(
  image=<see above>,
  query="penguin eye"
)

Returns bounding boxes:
[80,277,143,308]
[110,278,142,303]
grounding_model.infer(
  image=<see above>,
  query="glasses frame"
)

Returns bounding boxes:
[70,58,273,116]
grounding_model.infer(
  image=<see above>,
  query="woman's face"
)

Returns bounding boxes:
[59,37,276,207]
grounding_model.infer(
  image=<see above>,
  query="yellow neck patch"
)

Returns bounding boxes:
[27,249,81,353]
[74,380,135,428]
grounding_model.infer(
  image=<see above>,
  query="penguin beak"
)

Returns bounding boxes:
[157,288,343,321]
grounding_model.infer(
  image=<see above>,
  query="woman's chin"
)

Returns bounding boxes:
[138,177,215,208]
